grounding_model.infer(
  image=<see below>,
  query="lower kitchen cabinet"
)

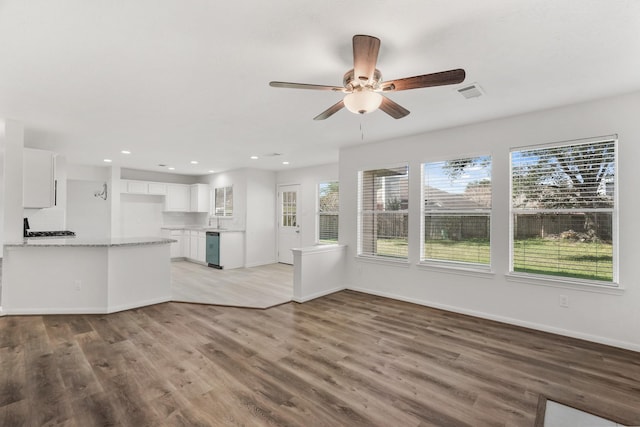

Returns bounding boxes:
[161,229,184,259]
[197,231,206,263]
[162,228,244,268]
[186,230,206,263]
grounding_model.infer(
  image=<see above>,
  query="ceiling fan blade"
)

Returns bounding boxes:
[379,96,410,119]
[313,100,345,120]
[269,81,346,92]
[380,68,466,92]
[353,35,381,82]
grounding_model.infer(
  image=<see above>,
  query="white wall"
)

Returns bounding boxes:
[245,169,276,267]
[207,169,248,231]
[277,163,339,248]
[120,168,205,185]
[340,91,640,351]
[67,180,110,239]
[120,194,165,237]
[1,120,24,244]
[23,154,67,231]
[206,168,278,267]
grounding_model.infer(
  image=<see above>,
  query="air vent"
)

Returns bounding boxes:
[457,83,484,99]
[263,153,283,157]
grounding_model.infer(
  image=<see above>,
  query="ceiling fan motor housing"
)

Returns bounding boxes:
[344,68,382,90]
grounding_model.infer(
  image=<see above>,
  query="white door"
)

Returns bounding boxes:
[278,184,301,264]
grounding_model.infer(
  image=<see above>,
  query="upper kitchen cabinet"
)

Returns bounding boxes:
[190,184,210,213]
[23,148,55,208]
[121,180,167,195]
[164,184,190,212]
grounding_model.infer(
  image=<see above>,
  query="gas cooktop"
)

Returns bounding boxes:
[26,230,76,237]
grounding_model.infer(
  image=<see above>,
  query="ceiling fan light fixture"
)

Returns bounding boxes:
[343,89,382,115]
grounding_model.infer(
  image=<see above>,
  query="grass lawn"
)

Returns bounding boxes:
[375,237,613,282]
[513,238,613,281]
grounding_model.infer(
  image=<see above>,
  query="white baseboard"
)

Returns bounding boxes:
[1,296,173,316]
[1,306,107,315]
[346,285,640,353]
[244,259,278,268]
[293,286,346,303]
[108,295,172,314]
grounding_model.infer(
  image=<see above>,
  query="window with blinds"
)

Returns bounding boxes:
[214,186,233,217]
[422,156,491,267]
[358,165,409,259]
[318,182,339,244]
[510,137,617,283]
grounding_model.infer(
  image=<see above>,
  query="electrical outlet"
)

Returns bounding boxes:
[74,279,82,291]
[559,295,569,308]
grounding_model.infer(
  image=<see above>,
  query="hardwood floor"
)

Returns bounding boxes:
[171,261,293,308]
[1,290,639,426]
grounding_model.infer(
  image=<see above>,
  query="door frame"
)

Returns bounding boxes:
[277,183,301,264]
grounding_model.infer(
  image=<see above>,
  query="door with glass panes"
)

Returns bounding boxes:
[277,184,301,264]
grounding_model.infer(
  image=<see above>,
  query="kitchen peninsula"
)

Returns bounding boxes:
[1,236,174,315]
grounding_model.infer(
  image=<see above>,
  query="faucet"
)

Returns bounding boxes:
[209,216,220,229]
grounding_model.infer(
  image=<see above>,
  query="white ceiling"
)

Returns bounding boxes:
[1,0,639,175]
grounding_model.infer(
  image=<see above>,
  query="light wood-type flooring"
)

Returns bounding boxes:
[171,261,293,308]
[1,291,639,426]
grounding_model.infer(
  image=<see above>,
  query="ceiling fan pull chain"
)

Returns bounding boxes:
[360,121,364,140]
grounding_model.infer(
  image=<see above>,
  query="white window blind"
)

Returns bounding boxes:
[358,165,409,259]
[422,156,491,266]
[510,138,616,283]
[318,182,339,244]
[214,186,233,217]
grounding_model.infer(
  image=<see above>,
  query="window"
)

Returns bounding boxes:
[213,186,233,217]
[281,190,297,226]
[510,137,617,284]
[358,165,409,259]
[318,181,339,244]
[422,156,492,267]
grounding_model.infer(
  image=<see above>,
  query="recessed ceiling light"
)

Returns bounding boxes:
[168,167,175,170]
[208,170,214,173]
[282,161,290,165]
[250,156,259,160]
[190,160,199,165]
[121,150,131,154]
[103,159,112,163]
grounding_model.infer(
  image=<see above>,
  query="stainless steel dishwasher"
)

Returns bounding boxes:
[206,231,222,269]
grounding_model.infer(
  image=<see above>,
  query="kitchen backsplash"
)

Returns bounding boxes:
[24,207,66,231]
[162,212,208,227]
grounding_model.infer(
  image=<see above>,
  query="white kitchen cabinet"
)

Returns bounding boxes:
[188,230,198,261]
[165,184,190,212]
[197,231,206,263]
[184,230,206,263]
[148,183,167,195]
[23,148,55,208]
[161,229,184,259]
[190,184,210,213]
[220,232,245,269]
[126,180,147,194]
[183,232,191,258]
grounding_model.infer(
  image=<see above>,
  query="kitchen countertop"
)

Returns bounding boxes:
[161,226,245,232]
[5,236,176,248]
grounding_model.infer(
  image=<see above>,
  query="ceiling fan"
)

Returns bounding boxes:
[269,35,466,120]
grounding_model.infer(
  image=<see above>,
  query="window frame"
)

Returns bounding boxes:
[316,181,339,245]
[357,163,410,261]
[212,186,233,218]
[420,154,493,272]
[508,135,619,287]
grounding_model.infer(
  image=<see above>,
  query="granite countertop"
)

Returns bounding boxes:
[5,236,176,248]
